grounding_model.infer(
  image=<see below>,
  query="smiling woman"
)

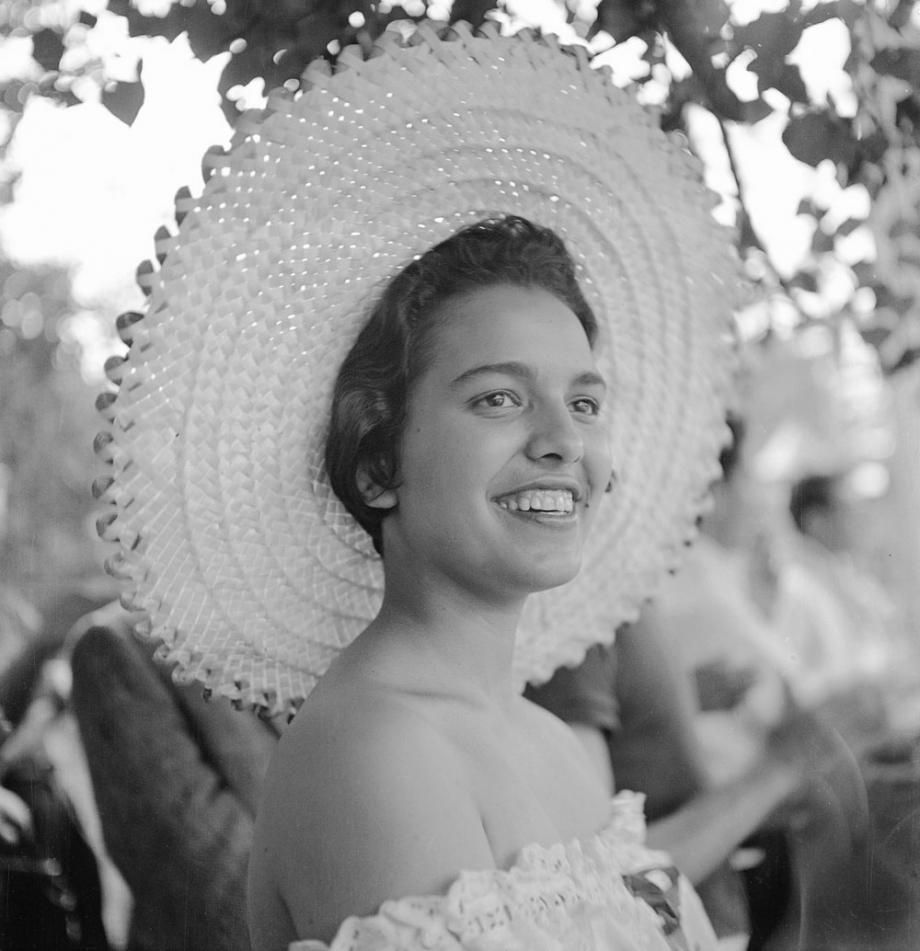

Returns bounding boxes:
[324,217,602,560]
[94,20,740,951]
[245,221,623,945]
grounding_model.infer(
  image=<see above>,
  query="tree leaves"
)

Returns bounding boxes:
[2,0,920,372]
[750,56,809,103]
[31,29,65,73]
[102,78,146,126]
[449,0,496,28]
[591,0,657,41]
[0,263,106,599]
[595,0,771,121]
[733,9,803,59]
[783,112,858,168]
[871,47,920,86]
[732,9,810,104]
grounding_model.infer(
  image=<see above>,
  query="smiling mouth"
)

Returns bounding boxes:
[496,489,576,515]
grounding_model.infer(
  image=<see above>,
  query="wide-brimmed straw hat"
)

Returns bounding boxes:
[95,20,739,718]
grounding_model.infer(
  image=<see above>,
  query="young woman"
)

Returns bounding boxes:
[96,22,738,951]
[249,218,641,947]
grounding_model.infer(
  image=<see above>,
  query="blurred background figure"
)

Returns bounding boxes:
[771,472,896,704]
[528,414,877,951]
[0,584,121,951]
[646,417,796,787]
[69,602,278,951]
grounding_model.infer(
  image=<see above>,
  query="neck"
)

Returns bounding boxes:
[357,557,525,711]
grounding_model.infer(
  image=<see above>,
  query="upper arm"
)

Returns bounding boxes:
[250,706,494,948]
[525,646,618,797]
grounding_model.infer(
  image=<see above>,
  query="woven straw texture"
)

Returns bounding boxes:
[95,22,739,717]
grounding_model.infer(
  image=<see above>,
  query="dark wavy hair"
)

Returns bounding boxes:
[324,215,597,554]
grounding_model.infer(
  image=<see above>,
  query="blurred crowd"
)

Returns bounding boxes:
[1,414,919,951]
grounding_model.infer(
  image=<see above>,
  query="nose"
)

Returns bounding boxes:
[525,403,583,465]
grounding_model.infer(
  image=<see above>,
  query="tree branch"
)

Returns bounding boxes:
[717,115,800,303]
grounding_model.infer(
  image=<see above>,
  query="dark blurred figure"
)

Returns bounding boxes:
[0,586,112,951]
[70,603,278,951]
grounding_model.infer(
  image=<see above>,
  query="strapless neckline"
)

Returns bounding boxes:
[290,790,718,951]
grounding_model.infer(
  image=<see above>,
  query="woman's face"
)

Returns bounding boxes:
[378,283,612,601]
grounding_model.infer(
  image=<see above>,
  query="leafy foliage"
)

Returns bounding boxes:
[1,0,919,372]
[589,0,920,372]
[0,263,105,607]
[103,0,499,123]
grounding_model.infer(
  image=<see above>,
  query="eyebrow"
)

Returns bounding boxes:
[450,361,607,390]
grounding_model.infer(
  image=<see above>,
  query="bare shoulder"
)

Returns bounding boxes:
[517,695,614,813]
[249,683,493,948]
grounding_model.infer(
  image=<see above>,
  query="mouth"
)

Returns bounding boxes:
[495,487,577,516]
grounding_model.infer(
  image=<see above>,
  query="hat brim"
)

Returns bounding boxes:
[97,22,738,717]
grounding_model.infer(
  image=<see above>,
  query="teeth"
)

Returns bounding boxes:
[497,489,575,513]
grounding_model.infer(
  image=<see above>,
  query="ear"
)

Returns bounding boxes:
[357,465,398,511]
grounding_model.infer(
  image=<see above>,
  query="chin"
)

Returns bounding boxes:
[518,553,583,593]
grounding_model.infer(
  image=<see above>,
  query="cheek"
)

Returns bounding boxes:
[399,420,464,494]
[400,419,497,505]
[585,427,613,478]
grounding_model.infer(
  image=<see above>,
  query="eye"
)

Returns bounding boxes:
[570,397,601,417]
[472,390,521,411]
